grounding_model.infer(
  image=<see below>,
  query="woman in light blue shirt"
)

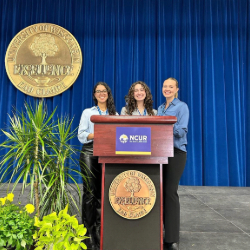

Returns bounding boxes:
[158,77,189,250]
[120,81,157,115]
[78,82,117,250]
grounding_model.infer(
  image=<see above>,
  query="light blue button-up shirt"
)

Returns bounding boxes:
[157,98,189,152]
[78,106,108,144]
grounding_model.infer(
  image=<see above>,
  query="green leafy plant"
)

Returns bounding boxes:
[0,100,89,219]
[33,204,88,250]
[0,193,36,250]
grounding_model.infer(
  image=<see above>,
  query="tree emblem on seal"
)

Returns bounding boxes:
[124,177,142,197]
[30,34,58,65]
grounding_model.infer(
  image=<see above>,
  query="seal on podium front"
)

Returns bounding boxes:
[5,23,82,97]
[109,170,156,219]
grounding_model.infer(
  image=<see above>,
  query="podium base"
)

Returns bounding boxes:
[102,163,161,250]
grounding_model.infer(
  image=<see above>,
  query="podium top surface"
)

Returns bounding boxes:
[90,115,177,124]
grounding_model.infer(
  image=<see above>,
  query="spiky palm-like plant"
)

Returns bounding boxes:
[0,100,88,219]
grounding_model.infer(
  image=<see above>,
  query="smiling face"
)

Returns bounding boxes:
[133,84,146,102]
[94,84,108,105]
[162,79,179,100]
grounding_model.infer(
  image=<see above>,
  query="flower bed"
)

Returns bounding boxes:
[0,193,88,250]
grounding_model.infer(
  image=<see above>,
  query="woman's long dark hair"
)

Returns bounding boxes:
[126,81,155,116]
[93,82,117,115]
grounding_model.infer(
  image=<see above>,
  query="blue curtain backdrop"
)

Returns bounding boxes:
[0,0,249,186]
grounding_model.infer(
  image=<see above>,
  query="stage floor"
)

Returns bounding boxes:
[1,185,250,249]
[179,186,250,250]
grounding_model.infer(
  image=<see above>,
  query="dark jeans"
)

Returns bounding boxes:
[163,147,187,243]
[79,142,102,249]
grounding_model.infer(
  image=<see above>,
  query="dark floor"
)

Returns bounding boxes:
[1,185,250,249]
[179,186,250,250]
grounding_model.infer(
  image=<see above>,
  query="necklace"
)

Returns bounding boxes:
[97,106,108,115]
[137,108,147,116]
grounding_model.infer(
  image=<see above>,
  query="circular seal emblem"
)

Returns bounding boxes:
[5,23,82,97]
[109,170,156,219]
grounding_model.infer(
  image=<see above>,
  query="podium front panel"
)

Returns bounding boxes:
[103,163,161,250]
[93,124,173,158]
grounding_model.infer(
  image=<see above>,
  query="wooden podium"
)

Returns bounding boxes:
[91,116,177,250]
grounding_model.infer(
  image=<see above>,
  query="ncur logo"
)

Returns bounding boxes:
[129,135,148,143]
[116,127,151,155]
[120,134,148,144]
[119,134,128,143]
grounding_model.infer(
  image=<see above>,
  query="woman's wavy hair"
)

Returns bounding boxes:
[126,81,155,116]
[93,82,117,115]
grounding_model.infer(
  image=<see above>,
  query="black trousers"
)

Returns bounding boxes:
[79,143,102,249]
[163,147,187,243]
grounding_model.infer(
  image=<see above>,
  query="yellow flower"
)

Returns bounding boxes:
[6,193,14,202]
[0,197,7,205]
[25,204,35,214]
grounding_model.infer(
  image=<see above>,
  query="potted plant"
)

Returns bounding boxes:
[33,204,88,250]
[0,193,36,250]
[0,100,89,219]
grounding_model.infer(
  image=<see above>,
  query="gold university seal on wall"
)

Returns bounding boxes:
[5,23,82,97]
[109,170,156,219]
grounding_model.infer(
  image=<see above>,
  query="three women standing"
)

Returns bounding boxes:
[78,78,189,250]
[78,82,116,250]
